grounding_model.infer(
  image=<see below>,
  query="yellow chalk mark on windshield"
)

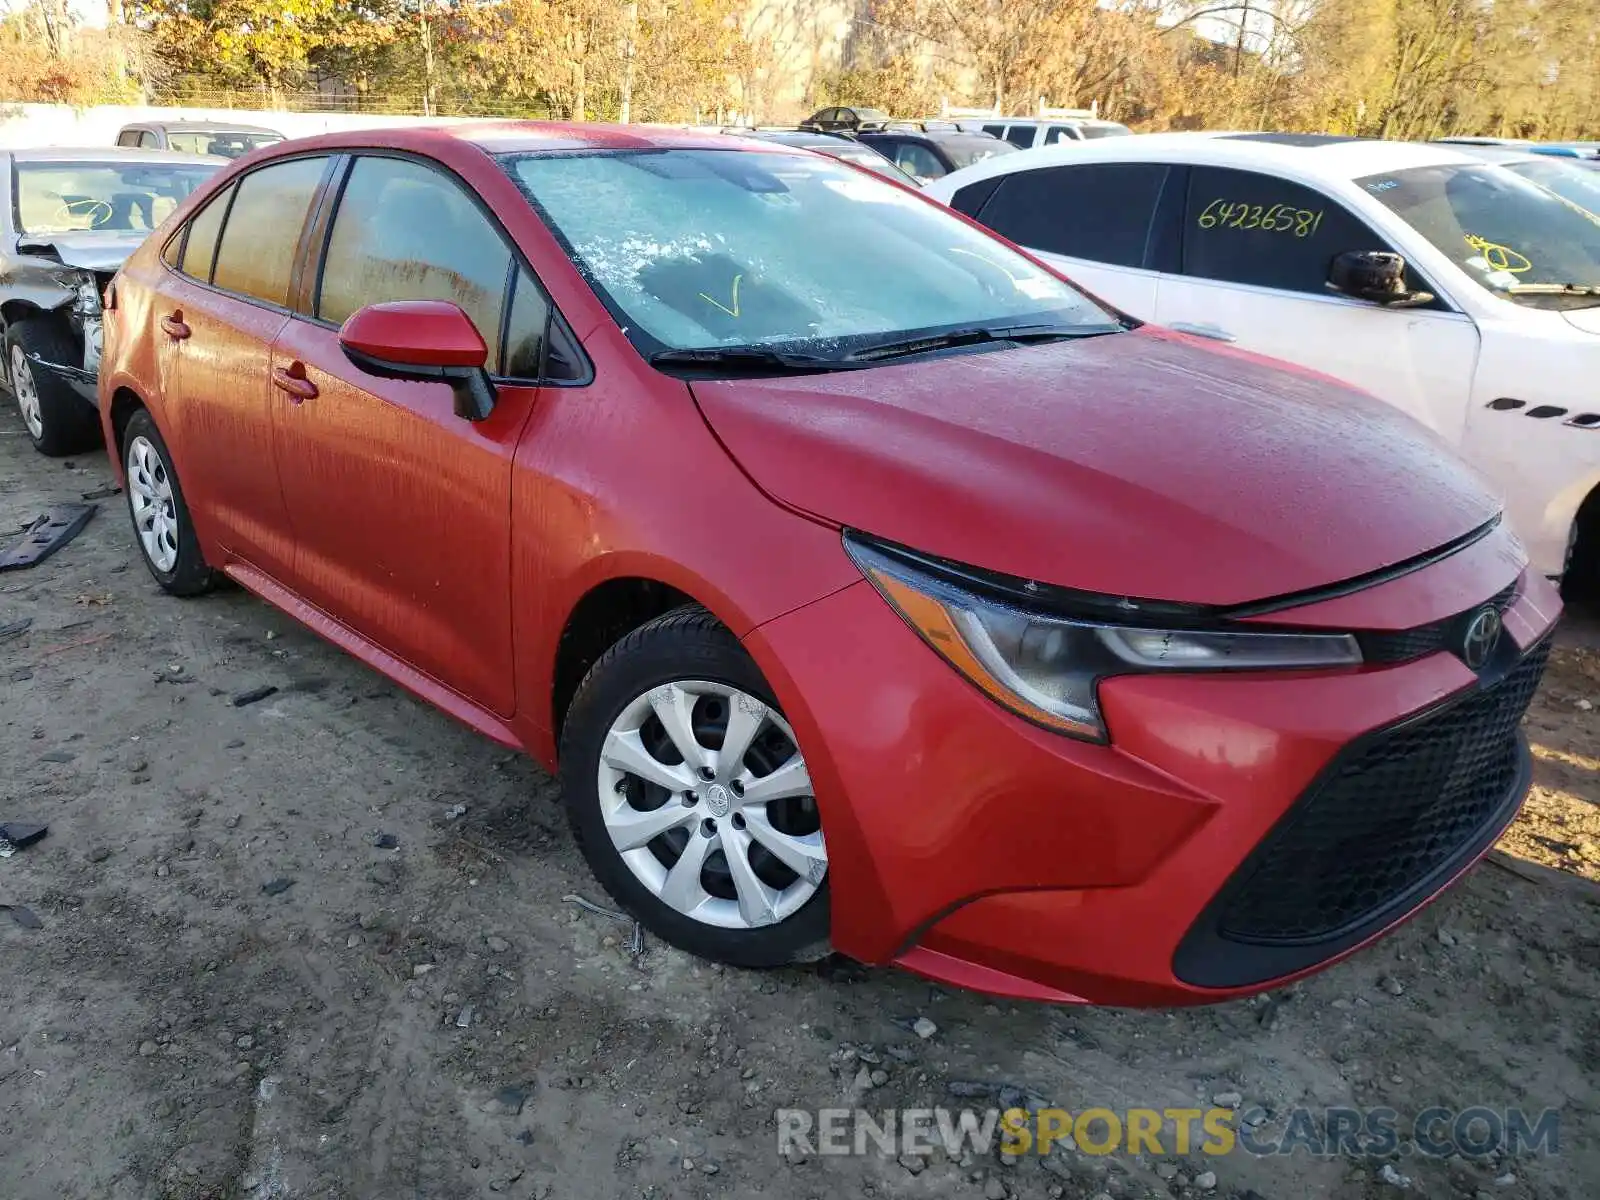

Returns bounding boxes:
[1464,235,1532,274]
[698,274,743,318]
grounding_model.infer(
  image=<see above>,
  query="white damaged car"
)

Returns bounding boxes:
[1,147,220,454]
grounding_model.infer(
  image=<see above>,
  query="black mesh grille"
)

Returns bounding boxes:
[1356,580,1519,665]
[1215,639,1550,946]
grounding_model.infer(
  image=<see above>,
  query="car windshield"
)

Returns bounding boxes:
[830,146,916,184]
[504,149,1115,359]
[165,130,283,158]
[15,160,219,236]
[1357,163,1600,309]
[1500,158,1600,214]
[940,135,1019,170]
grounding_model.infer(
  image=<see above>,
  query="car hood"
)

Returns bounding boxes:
[1561,307,1600,335]
[690,328,1501,607]
[16,232,144,272]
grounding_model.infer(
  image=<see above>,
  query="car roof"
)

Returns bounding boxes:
[860,128,998,146]
[925,131,1485,191]
[124,120,283,135]
[5,146,223,166]
[272,120,765,157]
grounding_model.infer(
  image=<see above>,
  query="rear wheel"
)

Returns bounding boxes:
[122,409,218,597]
[559,607,831,967]
[4,318,99,456]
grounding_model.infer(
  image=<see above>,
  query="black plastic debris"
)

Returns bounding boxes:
[1,904,43,930]
[81,485,122,501]
[261,877,295,896]
[492,1086,529,1116]
[0,821,48,858]
[372,833,399,850]
[232,685,279,708]
[0,505,96,572]
[0,617,32,643]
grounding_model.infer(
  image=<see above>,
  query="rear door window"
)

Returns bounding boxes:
[1002,125,1036,149]
[116,130,141,148]
[1044,126,1077,145]
[976,163,1170,268]
[176,183,235,282]
[315,155,512,367]
[1181,166,1391,293]
[210,156,330,306]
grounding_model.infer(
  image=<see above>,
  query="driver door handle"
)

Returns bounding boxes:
[272,362,318,403]
[160,311,190,340]
[1169,321,1237,343]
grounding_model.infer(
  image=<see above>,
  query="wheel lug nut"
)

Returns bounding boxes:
[731,813,745,829]
[697,766,715,782]
[681,792,696,806]
[701,818,717,836]
[729,780,744,797]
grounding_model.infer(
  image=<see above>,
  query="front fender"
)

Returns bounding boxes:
[2,257,79,317]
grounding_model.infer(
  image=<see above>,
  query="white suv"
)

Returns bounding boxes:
[954,116,1132,149]
[925,132,1600,595]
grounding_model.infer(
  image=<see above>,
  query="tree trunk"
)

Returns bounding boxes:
[619,0,638,123]
[107,0,128,87]
[420,9,436,117]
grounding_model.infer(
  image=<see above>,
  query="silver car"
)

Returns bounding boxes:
[0,147,221,454]
[115,120,285,160]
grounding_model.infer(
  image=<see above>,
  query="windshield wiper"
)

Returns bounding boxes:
[841,322,1120,363]
[648,347,863,372]
[1502,283,1600,295]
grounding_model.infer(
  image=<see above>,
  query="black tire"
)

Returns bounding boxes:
[121,408,219,596]
[559,606,832,968]
[4,317,100,457]
[1561,502,1600,610]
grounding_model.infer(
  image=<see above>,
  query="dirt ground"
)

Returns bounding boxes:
[1,418,1597,1200]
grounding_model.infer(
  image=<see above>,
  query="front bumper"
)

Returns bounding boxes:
[744,558,1560,1007]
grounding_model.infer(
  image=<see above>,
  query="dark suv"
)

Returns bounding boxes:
[855,125,1018,185]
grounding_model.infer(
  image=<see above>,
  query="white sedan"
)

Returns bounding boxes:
[924,133,1600,595]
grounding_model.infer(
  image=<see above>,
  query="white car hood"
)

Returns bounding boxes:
[1561,307,1600,335]
[17,232,145,272]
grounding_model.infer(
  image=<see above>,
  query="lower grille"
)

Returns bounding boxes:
[1218,638,1550,946]
[1173,638,1549,988]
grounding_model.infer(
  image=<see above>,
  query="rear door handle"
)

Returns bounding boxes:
[160,311,190,340]
[1168,321,1237,343]
[272,363,318,403]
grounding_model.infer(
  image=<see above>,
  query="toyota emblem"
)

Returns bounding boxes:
[1459,606,1501,671]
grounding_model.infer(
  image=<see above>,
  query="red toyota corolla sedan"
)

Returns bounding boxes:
[96,123,1560,1005]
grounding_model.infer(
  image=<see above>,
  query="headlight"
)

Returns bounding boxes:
[846,537,1361,742]
[70,273,102,318]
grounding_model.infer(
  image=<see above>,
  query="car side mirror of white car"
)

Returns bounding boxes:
[1328,250,1436,308]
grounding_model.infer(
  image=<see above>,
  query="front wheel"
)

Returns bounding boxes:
[559,608,831,967]
[5,318,99,456]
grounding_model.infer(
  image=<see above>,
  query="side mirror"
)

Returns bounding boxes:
[338,300,498,422]
[1327,250,1435,308]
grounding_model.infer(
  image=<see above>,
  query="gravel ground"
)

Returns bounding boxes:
[1,419,1597,1200]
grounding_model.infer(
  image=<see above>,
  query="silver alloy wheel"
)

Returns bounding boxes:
[597,680,826,930]
[10,344,43,440]
[126,434,180,573]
